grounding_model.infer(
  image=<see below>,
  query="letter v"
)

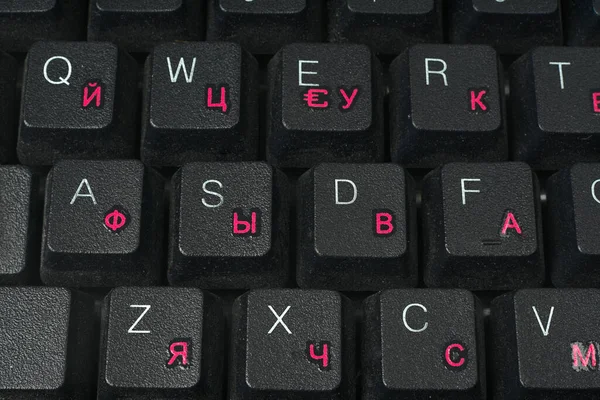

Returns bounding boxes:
[532,306,554,337]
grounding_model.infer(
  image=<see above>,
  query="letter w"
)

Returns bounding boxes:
[167,57,197,83]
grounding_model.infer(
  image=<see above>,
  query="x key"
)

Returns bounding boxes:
[267,305,292,334]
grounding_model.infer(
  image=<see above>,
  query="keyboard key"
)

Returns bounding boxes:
[168,162,290,289]
[41,160,165,287]
[98,287,224,399]
[297,163,417,291]
[267,43,384,168]
[564,1,600,46]
[0,51,17,164]
[0,287,97,399]
[422,162,544,290]
[229,289,355,399]
[511,47,600,169]
[492,289,600,399]
[17,41,138,166]
[206,0,322,55]
[363,289,486,399]
[449,0,562,54]
[141,42,259,166]
[546,164,600,287]
[88,0,204,52]
[328,0,443,54]
[0,1,86,52]
[390,44,507,168]
[0,167,39,285]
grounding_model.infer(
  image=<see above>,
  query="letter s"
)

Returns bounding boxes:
[202,180,224,208]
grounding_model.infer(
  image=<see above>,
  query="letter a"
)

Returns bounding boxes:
[70,179,97,205]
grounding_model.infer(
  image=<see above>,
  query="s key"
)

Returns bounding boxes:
[17,41,138,166]
[492,289,600,399]
[362,289,486,399]
[229,289,355,399]
[40,160,165,287]
[422,162,545,290]
[97,287,224,399]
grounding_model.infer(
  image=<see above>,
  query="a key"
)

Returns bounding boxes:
[511,47,600,169]
[564,1,600,46]
[297,163,417,291]
[97,287,224,399]
[0,1,86,52]
[546,164,600,287]
[206,0,322,55]
[390,44,507,168]
[328,0,443,54]
[0,287,97,399]
[422,162,544,290]
[229,289,355,399]
[492,289,600,399]
[40,160,165,287]
[267,43,384,168]
[168,162,290,289]
[0,167,40,285]
[362,289,486,399]
[141,42,259,166]
[17,41,138,166]
[449,0,563,54]
[88,0,204,53]
[0,51,17,163]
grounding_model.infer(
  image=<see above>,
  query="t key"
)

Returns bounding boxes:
[88,0,204,52]
[98,287,224,399]
[17,41,138,166]
[450,0,562,54]
[0,287,97,399]
[168,162,290,289]
[390,44,507,168]
[229,289,355,399]
[297,163,417,291]
[422,162,544,290]
[362,289,486,399]
[492,289,600,399]
[511,47,600,169]
[41,160,165,287]
[267,43,384,168]
[142,42,259,166]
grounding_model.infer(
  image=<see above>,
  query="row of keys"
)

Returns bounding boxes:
[3,41,600,168]
[2,287,598,399]
[3,160,600,290]
[0,1,596,54]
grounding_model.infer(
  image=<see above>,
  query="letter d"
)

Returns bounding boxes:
[335,179,357,205]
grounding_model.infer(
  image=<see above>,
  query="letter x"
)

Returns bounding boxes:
[267,305,292,334]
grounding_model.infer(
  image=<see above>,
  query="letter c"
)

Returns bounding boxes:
[402,303,428,333]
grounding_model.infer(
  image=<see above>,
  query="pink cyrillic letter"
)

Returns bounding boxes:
[470,89,487,112]
[375,212,394,236]
[445,343,466,368]
[501,212,522,236]
[207,86,228,112]
[339,88,359,110]
[167,341,189,367]
[593,93,600,113]
[82,81,102,108]
[572,342,598,371]
[308,342,329,370]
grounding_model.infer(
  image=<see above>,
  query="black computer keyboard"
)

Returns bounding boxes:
[1,1,599,399]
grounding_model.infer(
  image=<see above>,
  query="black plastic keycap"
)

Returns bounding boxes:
[362,289,486,399]
[98,287,224,400]
[450,0,562,54]
[564,1,600,46]
[142,42,259,166]
[0,0,86,52]
[0,167,39,285]
[229,289,355,400]
[41,160,165,287]
[390,44,507,168]
[547,164,600,287]
[168,162,290,289]
[511,47,600,169]
[297,163,417,291]
[207,0,322,55]
[88,0,204,52]
[492,289,600,399]
[0,287,97,399]
[328,0,443,54]
[267,43,384,168]
[17,41,138,166]
[422,162,544,290]
[0,51,17,164]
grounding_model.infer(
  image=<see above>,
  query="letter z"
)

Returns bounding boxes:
[128,305,151,334]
